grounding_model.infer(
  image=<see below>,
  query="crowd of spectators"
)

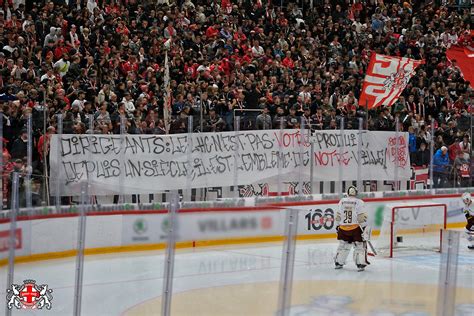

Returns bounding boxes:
[0,0,473,200]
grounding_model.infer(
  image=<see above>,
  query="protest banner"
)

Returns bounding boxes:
[309,129,409,171]
[49,130,410,196]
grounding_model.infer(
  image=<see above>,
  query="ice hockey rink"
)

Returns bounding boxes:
[1,236,473,316]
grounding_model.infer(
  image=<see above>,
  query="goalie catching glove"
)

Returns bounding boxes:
[357,213,368,225]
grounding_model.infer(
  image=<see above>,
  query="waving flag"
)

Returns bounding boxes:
[464,45,474,58]
[359,53,424,109]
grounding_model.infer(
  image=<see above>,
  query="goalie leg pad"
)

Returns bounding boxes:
[353,242,367,267]
[466,216,474,230]
[466,230,474,247]
[335,241,352,266]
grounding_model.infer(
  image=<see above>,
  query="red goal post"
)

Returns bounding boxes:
[376,203,447,258]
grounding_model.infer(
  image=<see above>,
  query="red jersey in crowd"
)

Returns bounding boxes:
[206,25,219,38]
[282,56,294,69]
[449,142,462,161]
[184,62,198,79]
[219,59,231,76]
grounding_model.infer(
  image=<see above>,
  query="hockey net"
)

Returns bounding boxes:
[375,202,447,257]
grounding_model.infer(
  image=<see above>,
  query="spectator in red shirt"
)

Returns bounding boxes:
[54,40,69,60]
[449,138,462,162]
[458,31,471,47]
[219,58,232,76]
[282,51,294,69]
[233,27,247,42]
[206,23,219,39]
[116,21,130,36]
[37,126,55,163]
[184,60,198,79]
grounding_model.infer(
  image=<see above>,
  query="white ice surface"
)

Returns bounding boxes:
[0,237,473,316]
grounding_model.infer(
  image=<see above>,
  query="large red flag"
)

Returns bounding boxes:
[359,53,424,109]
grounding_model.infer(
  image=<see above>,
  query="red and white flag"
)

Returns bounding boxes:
[359,53,424,109]
[464,45,474,58]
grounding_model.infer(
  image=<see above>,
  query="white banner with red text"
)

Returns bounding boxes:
[49,130,411,196]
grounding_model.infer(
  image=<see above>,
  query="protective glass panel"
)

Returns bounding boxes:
[81,200,167,315]
[0,210,13,313]
[283,200,468,315]
[455,229,474,314]
[289,204,344,315]
[158,204,285,315]
[4,206,77,315]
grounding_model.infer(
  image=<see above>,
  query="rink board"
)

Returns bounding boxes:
[0,193,468,265]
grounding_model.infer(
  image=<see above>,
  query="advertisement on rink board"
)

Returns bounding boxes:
[119,196,466,244]
[294,196,467,235]
[121,210,281,244]
[0,221,31,259]
[49,129,411,196]
[177,211,281,241]
[0,229,22,253]
[122,215,169,244]
[0,194,468,262]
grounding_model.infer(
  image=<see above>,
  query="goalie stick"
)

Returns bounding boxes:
[359,225,377,256]
[366,240,377,256]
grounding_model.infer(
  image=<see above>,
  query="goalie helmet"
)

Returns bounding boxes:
[347,185,358,197]
[462,192,472,205]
